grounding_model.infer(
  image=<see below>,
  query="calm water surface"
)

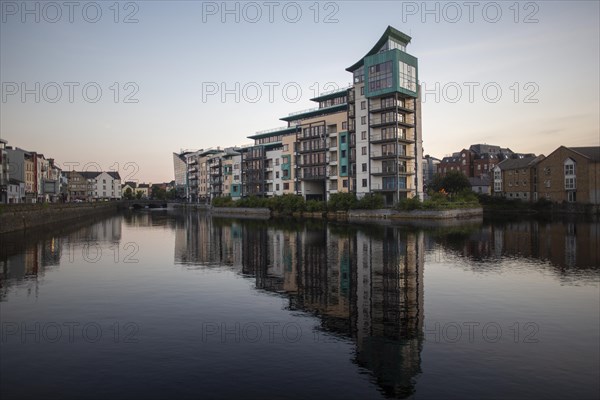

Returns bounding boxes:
[1,211,599,399]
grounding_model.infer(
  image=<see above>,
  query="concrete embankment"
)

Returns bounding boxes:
[0,203,119,234]
[206,206,483,222]
[348,207,483,221]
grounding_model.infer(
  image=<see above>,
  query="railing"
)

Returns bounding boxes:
[372,183,409,191]
[371,166,414,174]
[370,115,414,126]
[316,84,352,98]
[254,126,290,135]
[370,100,415,113]
[370,133,413,142]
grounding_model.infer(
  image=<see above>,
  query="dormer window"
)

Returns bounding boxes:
[564,158,576,176]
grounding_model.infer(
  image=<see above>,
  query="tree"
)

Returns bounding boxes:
[442,171,471,194]
[124,187,134,200]
[428,171,470,195]
[151,185,166,200]
[135,190,143,199]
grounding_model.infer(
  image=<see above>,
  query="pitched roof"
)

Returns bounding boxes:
[569,146,600,161]
[469,176,490,186]
[78,171,101,179]
[497,156,542,170]
[106,171,121,180]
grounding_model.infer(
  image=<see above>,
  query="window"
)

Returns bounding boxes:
[360,86,364,95]
[276,184,280,191]
[343,179,348,188]
[361,131,367,140]
[275,159,279,166]
[283,182,289,190]
[341,165,347,174]
[341,150,347,158]
[341,136,346,144]
[276,171,279,179]
[398,61,417,92]
[361,146,367,155]
[361,116,366,124]
[362,163,367,172]
[342,122,347,130]
[565,177,576,190]
[368,60,393,92]
[361,101,366,110]
[567,191,576,202]
[564,160,575,175]
[362,179,367,187]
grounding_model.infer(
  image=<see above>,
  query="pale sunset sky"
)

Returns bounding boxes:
[1,1,599,182]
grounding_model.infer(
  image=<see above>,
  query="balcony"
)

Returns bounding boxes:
[370,115,415,128]
[371,166,414,176]
[302,171,326,180]
[371,183,410,192]
[370,133,414,144]
[298,147,327,154]
[369,100,415,113]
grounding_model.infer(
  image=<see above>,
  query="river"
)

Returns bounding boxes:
[1,210,598,399]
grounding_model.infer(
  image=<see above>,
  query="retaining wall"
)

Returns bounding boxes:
[0,203,118,234]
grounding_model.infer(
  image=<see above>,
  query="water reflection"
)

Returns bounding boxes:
[1,211,598,399]
[429,219,599,281]
[171,213,424,398]
[0,215,122,300]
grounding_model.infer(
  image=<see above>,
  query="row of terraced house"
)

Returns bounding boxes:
[436,143,600,204]
[173,26,424,207]
[0,139,123,203]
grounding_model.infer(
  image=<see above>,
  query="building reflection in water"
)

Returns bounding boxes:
[174,213,424,398]
[431,219,599,275]
[0,216,122,300]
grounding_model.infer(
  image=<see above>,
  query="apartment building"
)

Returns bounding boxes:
[536,146,600,204]
[174,26,423,205]
[68,171,121,201]
[493,156,544,201]
[439,144,518,179]
[0,139,7,203]
[347,26,423,204]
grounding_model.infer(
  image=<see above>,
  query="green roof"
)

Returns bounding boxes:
[346,25,412,73]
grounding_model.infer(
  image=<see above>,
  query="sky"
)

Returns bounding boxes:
[1,0,599,183]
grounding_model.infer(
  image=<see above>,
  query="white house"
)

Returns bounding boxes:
[91,172,121,200]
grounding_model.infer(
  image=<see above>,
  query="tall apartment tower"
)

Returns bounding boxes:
[347,26,423,204]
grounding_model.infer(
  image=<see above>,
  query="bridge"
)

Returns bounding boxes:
[118,200,170,209]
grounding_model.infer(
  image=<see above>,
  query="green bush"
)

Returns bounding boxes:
[354,194,385,210]
[327,193,357,211]
[306,200,325,212]
[396,197,422,211]
[212,196,235,207]
[533,197,552,210]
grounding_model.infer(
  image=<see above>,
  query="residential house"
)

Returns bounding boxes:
[537,146,600,204]
[493,156,544,202]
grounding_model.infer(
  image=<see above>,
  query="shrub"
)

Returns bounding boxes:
[396,197,422,211]
[354,193,384,210]
[212,196,235,207]
[306,200,325,212]
[327,193,357,211]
